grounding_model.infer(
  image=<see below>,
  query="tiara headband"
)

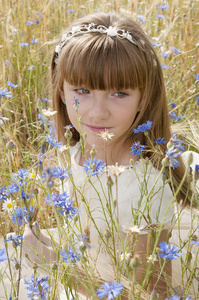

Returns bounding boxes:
[54,22,145,64]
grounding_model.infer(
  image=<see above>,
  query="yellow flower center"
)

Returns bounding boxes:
[30,173,36,178]
[7,203,13,209]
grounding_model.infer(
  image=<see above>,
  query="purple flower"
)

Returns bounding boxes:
[24,274,50,299]
[130,142,146,156]
[0,248,8,262]
[158,241,183,260]
[34,20,40,24]
[197,96,199,105]
[137,15,146,24]
[12,168,28,187]
[4,234,23,247]
[42,98,50,103]
[154,137,167,145]
[8,183,19,193]
[45,192,68,207]
[195,73,199,82]
[40,167,54,187]
[165,146,181,168]
[133,120,153,133]
[7,81,18,88]
[61,248,81,263]
[156,14,165,19]
[83,157,106,176]
[67,9,75,13]
[20,42,29,47]
[96,281,123,300]
[31,36,38,44]
[0,88,13,98]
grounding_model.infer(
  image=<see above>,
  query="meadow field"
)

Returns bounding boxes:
[0,0,199,299]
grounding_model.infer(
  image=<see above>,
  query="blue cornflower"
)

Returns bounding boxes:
[169,112,184,122]
[197,96,199,105]
[75,234,92,250]
[61,248,81,263]
[96,281,124,300]
[160,63,169,69]
[133,121,152,133]
[34,20,40,24]
[38,113,52,125]
[156,14,164,19]
[42,97,50,103]
[165,146,181,168]
[170,46,181,54]
[130,142,146,156]
[137,15,146,24]
[166,295,192,300]
[170,134,185,151]
[170,102,176,108]
[40,167,54,187]
[12,168,28,187]
[161,52,169,58]
[191,240,199,247]
[27,65,35,70]
[157,4,169,10]
[20,42,29,47]
[31,36,38,44]
[158,241,183,260]
[26,20,33,25]
[154,137,167,145]
[4,234,23,247]
[194,164,199,180]
[52,166,71,180]
[67,9,75,13]
[45,135,62,148]
[8,183,19,193]
[151,41,162,47]
[195,73,199,82]
[58,198,77,218]
[7,81,18,88]
[45,192,69,207]
[0,248,8,262]
[24,274,50,300]
[0,88,13,98]
[0,113,10,126]
[11,206,34,226]
[83,157,106,176]
[0,185,9,201]
[73,96,80,111]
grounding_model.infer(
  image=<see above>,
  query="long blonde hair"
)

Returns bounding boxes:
[51,12,192,205]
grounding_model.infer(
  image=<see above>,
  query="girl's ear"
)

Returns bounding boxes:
[60,90,65,103]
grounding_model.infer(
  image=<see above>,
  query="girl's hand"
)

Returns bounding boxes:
[23,222,57,265]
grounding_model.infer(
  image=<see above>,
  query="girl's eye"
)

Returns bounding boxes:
[114,92,128,98]
[75,88,90,95]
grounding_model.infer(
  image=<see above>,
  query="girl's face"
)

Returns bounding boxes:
[60,81,141,153]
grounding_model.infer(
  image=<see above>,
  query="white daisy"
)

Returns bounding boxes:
[2,199,15,213]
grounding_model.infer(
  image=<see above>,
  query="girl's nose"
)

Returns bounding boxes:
[88,94,109,120]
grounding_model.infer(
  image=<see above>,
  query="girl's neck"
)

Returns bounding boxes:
[79,140,139,166]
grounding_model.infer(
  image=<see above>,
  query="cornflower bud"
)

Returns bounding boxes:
[90,146,97,157]
[130,254,142,269]
[33,262,38,270]
[52,261,58,271]
[64,128,73,140]
[6,140,15,150]
[106,175,114,188]
[104,229,111,239]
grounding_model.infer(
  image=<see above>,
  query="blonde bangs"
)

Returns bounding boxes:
[58,34,146,91]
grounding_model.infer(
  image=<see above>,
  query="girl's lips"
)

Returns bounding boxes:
[85,125,112,132]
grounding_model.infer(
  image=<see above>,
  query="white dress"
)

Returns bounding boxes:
[0,146,198,299]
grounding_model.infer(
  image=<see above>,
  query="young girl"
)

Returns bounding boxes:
[23,11,195,299]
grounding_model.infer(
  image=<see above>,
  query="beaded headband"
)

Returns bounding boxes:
[54,23,145,64]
